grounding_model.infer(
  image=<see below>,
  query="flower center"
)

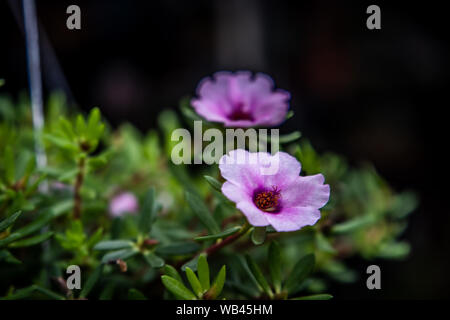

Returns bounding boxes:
[228,102,254,121]
[254,186,281,213]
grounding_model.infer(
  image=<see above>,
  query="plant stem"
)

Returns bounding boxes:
[204,222,250,256]
[175,222,251,269]
[73,157,85,219]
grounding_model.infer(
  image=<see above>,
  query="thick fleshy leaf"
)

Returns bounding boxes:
[156,242,200,256]
[8,231,53,248]
[139,187,158,234]
[185,191,220,234]
[331,215,376,234]
[80,264,104,298]
[245,255,273,298]
[101,248,138,264]
[186,267,204,298]
[0,211,21,233]
[0,285,65,300]
[268,241,282,293]
[182,255,200,272]
[164,265,183,283]
[205,265,226,299]
[143,251,165,268]
[161,275,197,300]
[203,175,223,192]
[194,226,241,242]
[285,254,315,294]
[93,240,134,251]
[279,131,301,144]
[197,254,210,291]
[251,227,266,245]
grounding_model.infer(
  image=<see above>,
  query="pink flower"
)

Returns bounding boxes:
[219,149,330,232]
[191,71,290,127]
[109,192,139,217]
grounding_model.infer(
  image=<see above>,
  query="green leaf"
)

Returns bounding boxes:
[278,131,302,144]
[58,117,76,140]
[101,248,138,264]
[185,191,220,234]
[80,264,104,298]
[139,187,158,234]
[0,211,22,233]
[291,294,333,300]
[87,108,101,137]
[245,255,273,298]
[161,275,197,300]
[164,265,183,283]
[268,241,282,293]
[86,228,103,249]
[186,267,204,298]
[75,115,87,136]
[194,226,241,242]
[389,191,418,219]
[22,157,36,186]
[8,231,53,248]
[128,288,146,300]
[197,254,210,291]
[251,227,266,245]
[0,201,72,247]
[285,254,315,294]
[181,255,200,272]
[205,265,226,299]
[0,233,21,248]
[286,110,294,120]
[294,141,321,174]
[44,134,78,151]
[4,146,15,184]
[377,241,410,259]
[156,242,200,256]
[143,251,165,268]
[0,250,21,264]
[179,96,204,122]
[331,215,376,234]
[203,175,222,192]
[315,232,337,254]
[93,240,134,251]
[0,285,64,300]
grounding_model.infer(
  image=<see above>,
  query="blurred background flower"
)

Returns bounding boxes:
[109,192,139,218]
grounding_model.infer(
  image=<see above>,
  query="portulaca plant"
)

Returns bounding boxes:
[0,73,416,300]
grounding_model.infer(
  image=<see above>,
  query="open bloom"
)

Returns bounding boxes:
[219,149,330,232]
[109,192,139,217]
[191,71,290,127]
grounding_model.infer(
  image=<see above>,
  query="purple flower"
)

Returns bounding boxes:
[109,192,139,218]
[219,149,330,232]
[191,71,290,127]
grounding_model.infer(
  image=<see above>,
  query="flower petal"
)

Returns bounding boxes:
[219,149,264,191]
[261,151,301,186]
[251,90,290,126]
[236,201,270,227]
[281,174,330,209]
[191,71,290,127]
[221,181,252,204]
[266,207,321,232]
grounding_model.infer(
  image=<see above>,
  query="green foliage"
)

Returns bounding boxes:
[161,255,227,300]
[0,92,417,300]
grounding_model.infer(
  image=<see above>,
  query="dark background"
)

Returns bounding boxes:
[0,0,448,299]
